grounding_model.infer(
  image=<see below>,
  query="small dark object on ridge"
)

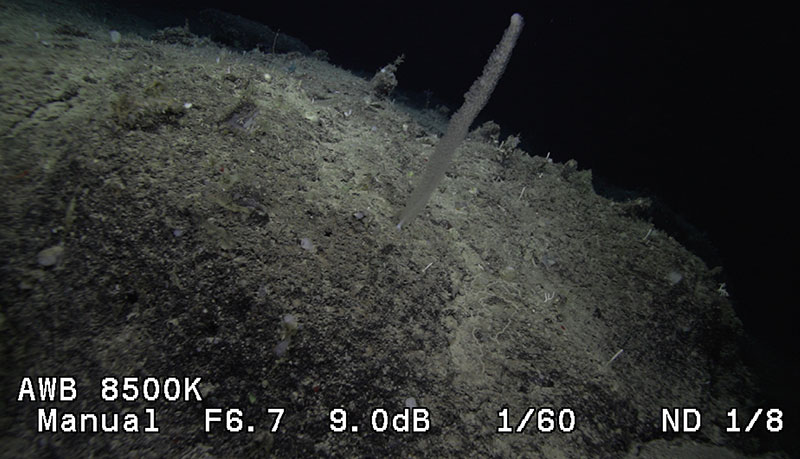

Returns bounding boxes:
[194,9,311,55]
